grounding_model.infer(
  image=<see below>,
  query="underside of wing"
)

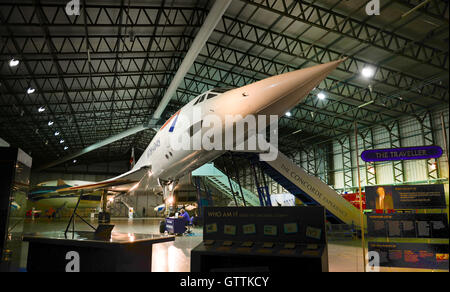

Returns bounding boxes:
[56,166,152,193]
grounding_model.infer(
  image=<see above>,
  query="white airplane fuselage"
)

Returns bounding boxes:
[132,60,344,192]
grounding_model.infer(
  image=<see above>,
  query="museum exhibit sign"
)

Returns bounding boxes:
[190,206,329,272]
[367,213,449,239]
[368,242,449,270]
[361,146,443,162]
[366,183,448,271]
[365,185,446,210]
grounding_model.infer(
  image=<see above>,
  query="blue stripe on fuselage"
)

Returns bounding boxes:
[169,113,180,133]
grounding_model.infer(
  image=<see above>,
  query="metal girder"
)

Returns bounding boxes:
[179,55,443,138]
[3,12,447,105]
[0,2,207,28]
[394,0,449,20]
[240,0,449,70]
[124,0,207,152]
[307,148,317,176]
[0,13,74,157]
[197,38,448,110]
[119,0,167,151]
[417,111,440,180]
[0,2,206,162]
[338,135,354,193]
[2,30,448,137]
[0,0,448,166]
[384,120,405,184]
[35,0,231,169]
[0,77,61,156]
[33,0,86,147]
[215,15,449,103]
[150,0,232,123]
[359,128,377,186]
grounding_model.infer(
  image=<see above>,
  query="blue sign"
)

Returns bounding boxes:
[361,146,443,162]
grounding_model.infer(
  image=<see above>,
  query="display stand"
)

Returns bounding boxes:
[191,206,328,272]
[23,232,175,272]
[0,147,32,271]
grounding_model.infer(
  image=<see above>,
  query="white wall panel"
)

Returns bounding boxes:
[376,163,394,185]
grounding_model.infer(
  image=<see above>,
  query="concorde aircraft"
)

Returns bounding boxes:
[54,59,344,202]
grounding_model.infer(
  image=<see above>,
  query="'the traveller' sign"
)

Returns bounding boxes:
[361,146,443,162]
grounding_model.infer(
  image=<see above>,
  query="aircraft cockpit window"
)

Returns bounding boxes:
[211,87,234,94]
[206,93,218,100]
[192,89,229,106]
[193,94,206,106]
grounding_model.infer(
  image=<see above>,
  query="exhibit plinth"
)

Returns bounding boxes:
[191,206,329,272]
[23,231,175,272]
[191,241,328,272]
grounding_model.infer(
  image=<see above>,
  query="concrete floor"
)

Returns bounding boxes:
[4,217,445,272]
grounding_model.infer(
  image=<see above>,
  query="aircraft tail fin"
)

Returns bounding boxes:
[130,147,136,170]
[57,179,67,187]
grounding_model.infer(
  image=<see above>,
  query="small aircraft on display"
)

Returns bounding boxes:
[49,60,344,205]
[10,201,21,210]
[28,179,102,210]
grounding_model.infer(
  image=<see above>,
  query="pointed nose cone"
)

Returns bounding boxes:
[241,59,345,116]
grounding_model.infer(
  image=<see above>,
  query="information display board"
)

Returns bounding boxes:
[369,242,449,270]
[366,185,446,210]
[367,213,449,239]
[202,206,326,244]
[366,183,448,271]
[191,207,329,272]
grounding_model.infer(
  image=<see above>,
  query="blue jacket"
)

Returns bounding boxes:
[180,212,190,224]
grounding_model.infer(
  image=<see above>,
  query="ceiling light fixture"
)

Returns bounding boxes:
[27,88,36,94]
[64,146,69,151]
[362,67,376,79]
[60,139,65,144]
[317,92,326,100]
[9,58,19,67]
[54,131,60,136]
[48,121,54,126]
[286,112,292,117]
[38,106,46,113]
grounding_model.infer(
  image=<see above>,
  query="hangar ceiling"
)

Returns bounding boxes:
[0,0,448,169]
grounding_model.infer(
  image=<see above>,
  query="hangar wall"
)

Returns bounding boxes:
[331,108,448,192]
[237,108,449,210]
[110,191,163,218]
